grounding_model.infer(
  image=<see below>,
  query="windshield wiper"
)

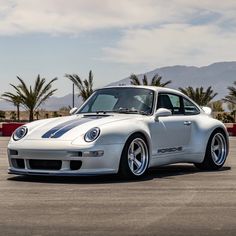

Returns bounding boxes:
[96,111,107,114]
[113,107,149,115]
[81,111,107,116]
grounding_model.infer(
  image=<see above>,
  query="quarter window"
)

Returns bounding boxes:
[183,98,200,115]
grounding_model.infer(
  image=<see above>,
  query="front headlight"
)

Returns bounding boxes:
[84,127,100,142]
[13,126,28,141]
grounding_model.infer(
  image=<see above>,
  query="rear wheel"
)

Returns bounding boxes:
[119,134,149,179]
[195,130,228,170]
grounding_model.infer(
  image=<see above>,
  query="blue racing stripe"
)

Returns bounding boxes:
[51,118,92,138]
[42,119,78,138]
[42,116,104,139]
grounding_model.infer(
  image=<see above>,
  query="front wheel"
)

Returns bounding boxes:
[119,134,149,179]
[195,130,228,170]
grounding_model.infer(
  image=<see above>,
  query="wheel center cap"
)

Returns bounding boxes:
[130,153,135,161]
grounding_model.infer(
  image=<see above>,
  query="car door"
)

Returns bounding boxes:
[150,93,192,158]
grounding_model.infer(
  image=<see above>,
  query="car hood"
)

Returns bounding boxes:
[25,114,133,141]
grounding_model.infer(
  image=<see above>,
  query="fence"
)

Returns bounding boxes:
[1,123,25,137]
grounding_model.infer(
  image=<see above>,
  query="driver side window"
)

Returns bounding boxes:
[157,93,184,115]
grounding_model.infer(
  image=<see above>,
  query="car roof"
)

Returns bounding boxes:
[103,85,183,95]
[102,85,203,112]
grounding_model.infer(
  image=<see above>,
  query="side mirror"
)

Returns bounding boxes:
[154,108,172,121]
[69,107,78,115]
[202,106,212,116]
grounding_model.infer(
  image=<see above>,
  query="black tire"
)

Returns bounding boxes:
[119,133,149,179]
[194,130,228,170]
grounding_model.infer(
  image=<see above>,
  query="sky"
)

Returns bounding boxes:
[0,0,236,97]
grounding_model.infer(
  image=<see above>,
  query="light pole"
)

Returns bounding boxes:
[72,83,75,108]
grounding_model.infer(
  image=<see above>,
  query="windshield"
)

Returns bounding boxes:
[77,87,154,115]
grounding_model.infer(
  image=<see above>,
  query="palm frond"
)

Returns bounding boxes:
[130,74,141,85]
[142,75,148,85]
[65,71,94,102]
[179,86,217,106]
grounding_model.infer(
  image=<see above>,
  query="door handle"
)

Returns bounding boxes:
[184,121,192,126]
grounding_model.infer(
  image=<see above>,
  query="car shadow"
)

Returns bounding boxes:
[7,165,231,185]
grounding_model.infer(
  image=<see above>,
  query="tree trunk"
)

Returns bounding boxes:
[17,105,20,121]
[29,109,34,122]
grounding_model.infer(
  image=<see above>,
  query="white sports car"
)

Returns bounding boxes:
[8,86,229,178]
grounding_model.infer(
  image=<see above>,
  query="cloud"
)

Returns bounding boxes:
[99,0,236,66]
[0,0,235,35]
[1,0,236,67]
[0,0,169,35]
[102,24,236,67]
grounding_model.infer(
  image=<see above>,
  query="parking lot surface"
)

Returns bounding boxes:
[0,137,235,236]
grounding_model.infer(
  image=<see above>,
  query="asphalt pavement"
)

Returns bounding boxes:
[0,137,235,236]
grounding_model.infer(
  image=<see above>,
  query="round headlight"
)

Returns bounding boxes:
[13,126,28,141]
[84,127,100,142]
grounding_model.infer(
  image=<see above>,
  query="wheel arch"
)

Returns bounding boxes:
[194,125,229,170]
[119,130,152,171]
[123,130,152,158]
[190,121,229,164]
[118,131,151,178]
[120,130,151,165]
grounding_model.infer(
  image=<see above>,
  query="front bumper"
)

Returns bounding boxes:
[8,140,124,176]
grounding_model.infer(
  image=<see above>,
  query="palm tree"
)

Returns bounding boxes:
[223,82,236,122]
[224,81,236,105]
[9,75,57,121]
[0,110,6,120]
[130,74,142,85]
[179,86,217,106]
[34,110,40,120]
[227,102,236,113]
[10,111,16,121]
[209,100,224,112]
[130,73,171,87]
[150,74,172,87]
[1,93,21,121]
[65,70,94,102]
[228,103,236,122]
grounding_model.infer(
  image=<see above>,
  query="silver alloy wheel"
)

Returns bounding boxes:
[127,138,148,176]
[211,133,227,166]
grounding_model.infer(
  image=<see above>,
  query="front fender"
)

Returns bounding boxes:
[93,119,151,147]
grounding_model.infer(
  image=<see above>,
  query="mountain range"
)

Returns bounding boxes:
[0,94,81,111]
[0,61,236,111]
[109,61,236,99]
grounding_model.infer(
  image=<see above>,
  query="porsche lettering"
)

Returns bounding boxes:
[158,146,183,154]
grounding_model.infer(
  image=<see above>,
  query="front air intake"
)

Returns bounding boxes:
[70,160,82,170]
[12,158,25,169]
[9,149,18,156]
[29,160,62,170]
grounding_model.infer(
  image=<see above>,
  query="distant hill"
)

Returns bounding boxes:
[1,61,236,110]
[108,61,236,100]
[0,94,82,111]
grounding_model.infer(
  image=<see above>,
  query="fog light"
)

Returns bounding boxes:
[83,150,104,157]
[9,149,18,156]
[67,151,83,157]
